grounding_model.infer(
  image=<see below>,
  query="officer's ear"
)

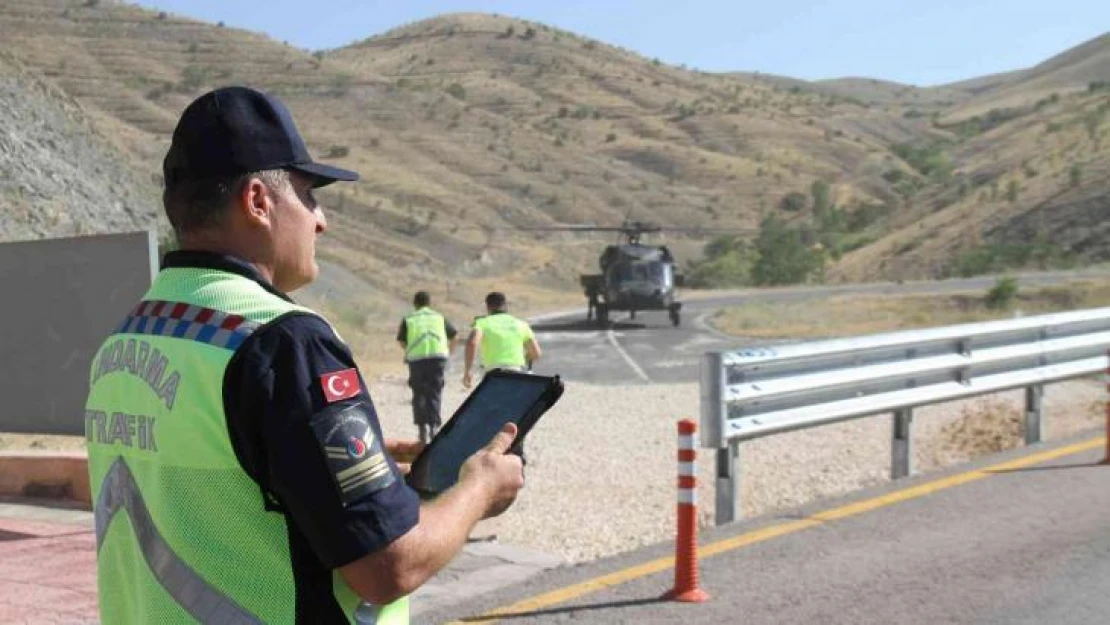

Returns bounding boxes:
[239,176,275,229]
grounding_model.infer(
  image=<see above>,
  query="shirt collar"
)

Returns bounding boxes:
[161,250,294,303]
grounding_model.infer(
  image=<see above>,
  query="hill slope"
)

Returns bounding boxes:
[0,3,1105,305]
[0,51,159,242]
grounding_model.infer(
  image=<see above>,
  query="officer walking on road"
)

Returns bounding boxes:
[462,291,542,388]
[83,86,524,625]
[397,291,458,443]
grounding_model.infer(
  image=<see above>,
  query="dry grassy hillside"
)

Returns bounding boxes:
[0,3,1105,310]
[943,34,1110,121]
[833,85,1110,281]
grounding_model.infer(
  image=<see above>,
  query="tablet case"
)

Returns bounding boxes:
[405,369,563,496]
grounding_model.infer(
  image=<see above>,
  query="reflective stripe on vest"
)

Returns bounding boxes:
[96,458,263,625]
[404,308,448,361]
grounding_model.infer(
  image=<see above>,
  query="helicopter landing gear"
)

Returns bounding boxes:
[669,304,681,327]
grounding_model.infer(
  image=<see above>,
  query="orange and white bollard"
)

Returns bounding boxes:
[663,419,710,602]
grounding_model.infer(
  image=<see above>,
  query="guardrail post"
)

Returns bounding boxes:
[715,442,739,525]
[664,419,710,603]
[1024,385,1044,445]
[891,408,914,479]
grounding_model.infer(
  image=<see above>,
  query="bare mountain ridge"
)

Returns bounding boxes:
[0,4,1105,303]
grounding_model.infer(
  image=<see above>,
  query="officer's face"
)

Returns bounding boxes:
[269,171,327,292]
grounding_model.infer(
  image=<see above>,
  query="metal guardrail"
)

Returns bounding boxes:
[700,307,1110,525]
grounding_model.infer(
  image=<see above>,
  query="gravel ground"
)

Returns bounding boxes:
[368,372,1106,563]
[2,375,1103,565]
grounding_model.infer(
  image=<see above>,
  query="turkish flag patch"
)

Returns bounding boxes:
[320,368,361,403]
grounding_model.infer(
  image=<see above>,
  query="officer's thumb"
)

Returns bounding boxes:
[484,423,519,455]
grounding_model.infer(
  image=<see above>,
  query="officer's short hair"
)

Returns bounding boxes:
[163,169,290,239]
[485,292,506,311]
[414,291,431,307]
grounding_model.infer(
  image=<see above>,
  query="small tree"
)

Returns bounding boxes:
[779,191,807,212]
[986,276,1019,310]
[811,179,831,213]
[446,83,466,100]
[751,216,825,286]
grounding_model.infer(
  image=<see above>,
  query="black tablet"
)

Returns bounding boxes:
[405,369,563,496]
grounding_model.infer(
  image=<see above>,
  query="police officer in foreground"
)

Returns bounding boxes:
[397,291,458,443]
[83,86,524,624]
[462,291,542,388]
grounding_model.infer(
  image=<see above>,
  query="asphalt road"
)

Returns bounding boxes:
[529,269,1110,385]
[417,436,1110,625]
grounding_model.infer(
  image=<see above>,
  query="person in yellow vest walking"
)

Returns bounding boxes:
[462,292,542,389]
[396,291,458,443]
[83,86,524,625]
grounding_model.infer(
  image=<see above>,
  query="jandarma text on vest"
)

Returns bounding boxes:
[91,337,181,410]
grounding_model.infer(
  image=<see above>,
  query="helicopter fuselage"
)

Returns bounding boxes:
[601,259,675,310]
[580,247,683,326]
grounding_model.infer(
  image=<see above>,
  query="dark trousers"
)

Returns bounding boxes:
[408,358,446,427]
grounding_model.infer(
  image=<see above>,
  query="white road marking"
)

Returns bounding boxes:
[606,329,651,382]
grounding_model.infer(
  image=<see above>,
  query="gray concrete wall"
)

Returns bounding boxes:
[0,231,157,435]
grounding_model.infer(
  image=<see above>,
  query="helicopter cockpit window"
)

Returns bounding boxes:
[619,262,671,282]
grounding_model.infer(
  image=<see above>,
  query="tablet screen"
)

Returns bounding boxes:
[408,374,553,494]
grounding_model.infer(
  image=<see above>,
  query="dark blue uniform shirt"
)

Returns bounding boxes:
[163,251,420,619]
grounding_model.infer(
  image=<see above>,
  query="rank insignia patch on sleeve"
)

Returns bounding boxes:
[309,401,395,506]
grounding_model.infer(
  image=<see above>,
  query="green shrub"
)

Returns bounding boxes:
[779,191,807,212]
[751,216,826,286]
[986,277,1019,310]
[892,141,954,180]
[446,83,466,100]
[950,240,1075,277]
[811,180,830,212]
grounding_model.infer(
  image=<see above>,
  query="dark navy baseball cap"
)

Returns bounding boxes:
[163,86,359,189]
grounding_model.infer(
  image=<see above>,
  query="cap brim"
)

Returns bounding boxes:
[290,161,360,188]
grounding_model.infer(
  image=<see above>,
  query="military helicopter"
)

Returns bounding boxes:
[523,221,720,328]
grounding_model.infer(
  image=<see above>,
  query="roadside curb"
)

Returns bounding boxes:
[0,450,90,506]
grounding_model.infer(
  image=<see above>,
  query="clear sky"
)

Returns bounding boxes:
[133,0,1108,86]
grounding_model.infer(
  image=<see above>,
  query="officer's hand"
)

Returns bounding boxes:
[459,423,524,519]
[463,372,474,389]
[385,439,425,475]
